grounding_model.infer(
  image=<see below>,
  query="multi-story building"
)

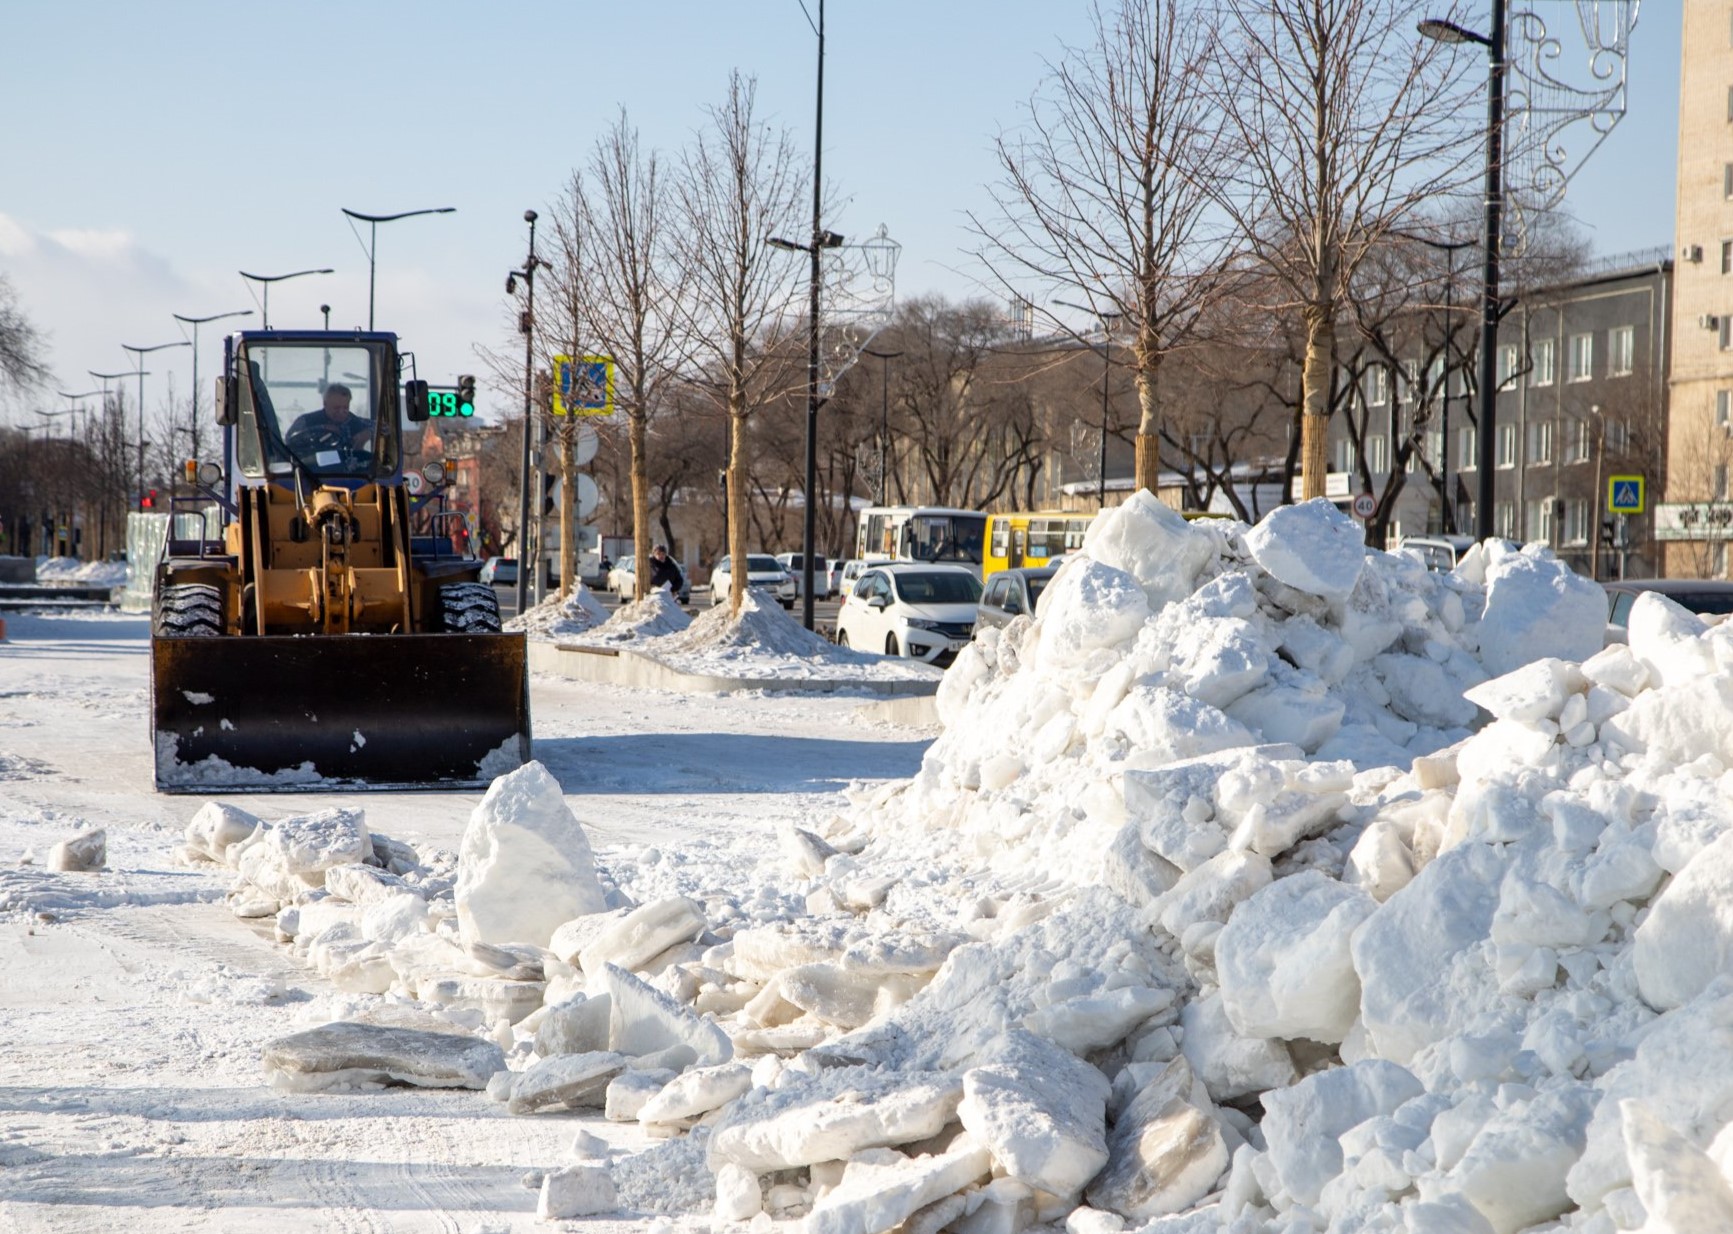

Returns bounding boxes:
[1326,253,1672,579]
[1664,2,1733,579]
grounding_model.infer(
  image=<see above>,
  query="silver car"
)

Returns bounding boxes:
[975,567,1056,631]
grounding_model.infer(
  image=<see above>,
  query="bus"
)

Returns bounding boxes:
[982,511,1095,581]
[855,506,989,576]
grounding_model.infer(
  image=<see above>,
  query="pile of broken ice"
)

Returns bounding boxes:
[187,493,1733,1232]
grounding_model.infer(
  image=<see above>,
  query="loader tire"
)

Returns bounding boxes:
[154,584,223,637]
[439,582,503,634]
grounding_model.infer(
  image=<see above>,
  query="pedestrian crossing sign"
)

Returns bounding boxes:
[552,355,614,417]
[1608,475,1645,515]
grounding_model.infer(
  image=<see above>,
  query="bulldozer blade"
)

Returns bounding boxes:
[152,633,531,793]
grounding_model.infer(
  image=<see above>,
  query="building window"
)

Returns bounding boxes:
[1527,420,1554,464]
[1562,499,1591,546]
[1401,358,1420,404]
[1495,501,1517,540]
[1368,366,1388,407]
[1724,240,1733,275]
[1532,339,1556,386]
[1366,433,1390,474]
[1568,333,1594,382]
[1189,432,1211,460]
[1726,83,1733,120]
[1497,344,1520,389]
[1496,423,1518,468]
[1606,419,1630,453]
[1717,463,1730,501]
[1718,389,1733,432]
[1609,326,1635,376]
[1713,542,1728,578]
[1722,317,1732,352]
[1459,425,1477,470]
[1563,417,1592,464]
[1333,437,1357,473]
[1527,499,1555,543]
[1458,500,1475,533]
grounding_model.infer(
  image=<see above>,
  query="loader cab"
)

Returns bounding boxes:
[231,332,407,486]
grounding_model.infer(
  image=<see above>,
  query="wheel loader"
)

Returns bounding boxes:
[149,329,531,792]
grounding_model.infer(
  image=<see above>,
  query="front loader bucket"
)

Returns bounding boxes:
[151,633,531,793]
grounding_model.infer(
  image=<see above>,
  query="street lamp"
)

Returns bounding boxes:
[861,348,902,506]
[122,342,189,510]
[1399,233,1475,532]
[507,210,541,616]
[1420,4,1504,542]
[1055,299,1124,508]
[341,206,456,330]
[173,310,253,464]
[238,268,334,330]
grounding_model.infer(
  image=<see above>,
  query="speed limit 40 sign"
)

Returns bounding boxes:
[1352,492,1377,520]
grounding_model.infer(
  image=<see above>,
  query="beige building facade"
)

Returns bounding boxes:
[1666,1,1733,578]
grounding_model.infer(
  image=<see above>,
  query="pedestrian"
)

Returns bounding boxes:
[647,544,683,597]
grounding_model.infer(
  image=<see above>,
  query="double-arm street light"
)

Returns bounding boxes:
[239,269,333,330]
[1055,299,1124,508]
[1419,3,1505,541]
[507,210,541,616]
[861,348,903,506]
[121,341,190,511]
[341,206,456,330]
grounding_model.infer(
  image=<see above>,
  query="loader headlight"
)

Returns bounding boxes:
[421,463,447,488]
[197,462,223,487]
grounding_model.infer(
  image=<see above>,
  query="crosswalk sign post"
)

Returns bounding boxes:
[552,355,614,417]
[1607,475,1645,516]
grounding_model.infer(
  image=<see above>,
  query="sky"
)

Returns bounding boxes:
[0,0,1679,435]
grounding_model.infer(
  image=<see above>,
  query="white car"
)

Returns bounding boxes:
[607,554,636,597]
[775,552,833,599]
[836,558,871,596]
[835,563,982,663]
[710,554,797,607]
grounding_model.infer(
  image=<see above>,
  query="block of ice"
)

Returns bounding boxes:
[957,1029,1111,1198]
[1244,499,1366,602]
[261,1021,504,1092]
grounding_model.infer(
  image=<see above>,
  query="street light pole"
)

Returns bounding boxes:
[341,207,457,330]
[800,0,827,633]
[173,310,253,465]
[862,348,902,506]
[238,269,334,330]
[1421,3,1505,541]
[508,211,541,616]
[1055,299,1123,508]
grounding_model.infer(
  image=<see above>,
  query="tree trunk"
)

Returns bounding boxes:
[629,405,651,601]
[1134,345,1163,496]
[557,428,575,600]
[1299,305,1335,501]
[728,404,748,614]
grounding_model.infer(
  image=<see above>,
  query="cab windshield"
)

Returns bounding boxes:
[240,341,396,480]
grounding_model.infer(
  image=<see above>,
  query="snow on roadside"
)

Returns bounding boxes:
[648,589,942,682]
[506,584,612,640]
[563,588,692,644]
[33,555,128,586]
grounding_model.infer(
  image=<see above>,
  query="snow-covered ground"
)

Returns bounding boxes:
[8,496,1733,1234]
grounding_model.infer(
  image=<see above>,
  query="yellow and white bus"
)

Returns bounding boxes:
[856,506,989,576]
[982,511,1095,581]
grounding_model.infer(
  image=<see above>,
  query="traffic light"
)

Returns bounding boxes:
[140,489,158,511]
[456,374,477,417]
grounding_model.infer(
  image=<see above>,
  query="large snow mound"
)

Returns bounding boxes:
[568,588,691,643]
[506,584,611,641]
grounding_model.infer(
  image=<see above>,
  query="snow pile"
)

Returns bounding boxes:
[568,588,691,644]
[650,589,942,682]
[34,555,128,586]
[506,584,611,641]
[188,499,1733,1233]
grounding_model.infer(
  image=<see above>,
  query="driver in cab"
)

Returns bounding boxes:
[286,383,372,459]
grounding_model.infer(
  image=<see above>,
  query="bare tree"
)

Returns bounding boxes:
[673,72,806,613]
[975,0,1233,493]
[0,274,48,403]
[1213,0,1474,500]
[551,110,689,601]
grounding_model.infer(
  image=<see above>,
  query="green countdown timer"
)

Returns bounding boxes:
[429,390,474,417]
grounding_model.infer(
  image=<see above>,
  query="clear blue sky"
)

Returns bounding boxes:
[0,1,1678,429]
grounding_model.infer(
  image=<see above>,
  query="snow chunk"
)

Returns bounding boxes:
[804,1137,993,1234]
[1031,560,1151,675]
[1216,871,1377,1044]
[1087,1056,1227,1221]
[538,1163,618,1219]
[261,1021,504,1092]
[1462,658,1585,724]
[1621,1099,1733,1230]
[708,1067,964,1172]
[1260,1059,1423,1207]
[1243,499,1366,601]
[506,1050,628,1114]
[602,964,732,1066]
[1634,828,1733,1010]
[455,760,606,948]
[1476,552,1604,676]
[1626,590,1719,688]
[1081,490,1218,612]
[1600,675,1733,770]
[957,1029,1111,1199]
[47,828,105,872]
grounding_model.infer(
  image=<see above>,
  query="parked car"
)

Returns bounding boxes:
[607,554,636,597]
[975,566,1057,632]
[776,552,833,599]
[1396,535,1479,572]
[711,554,797,607]
[836,558,871,597]
[479,557,518,587]
[835,562,982,664]
[1603,578,1733,643]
